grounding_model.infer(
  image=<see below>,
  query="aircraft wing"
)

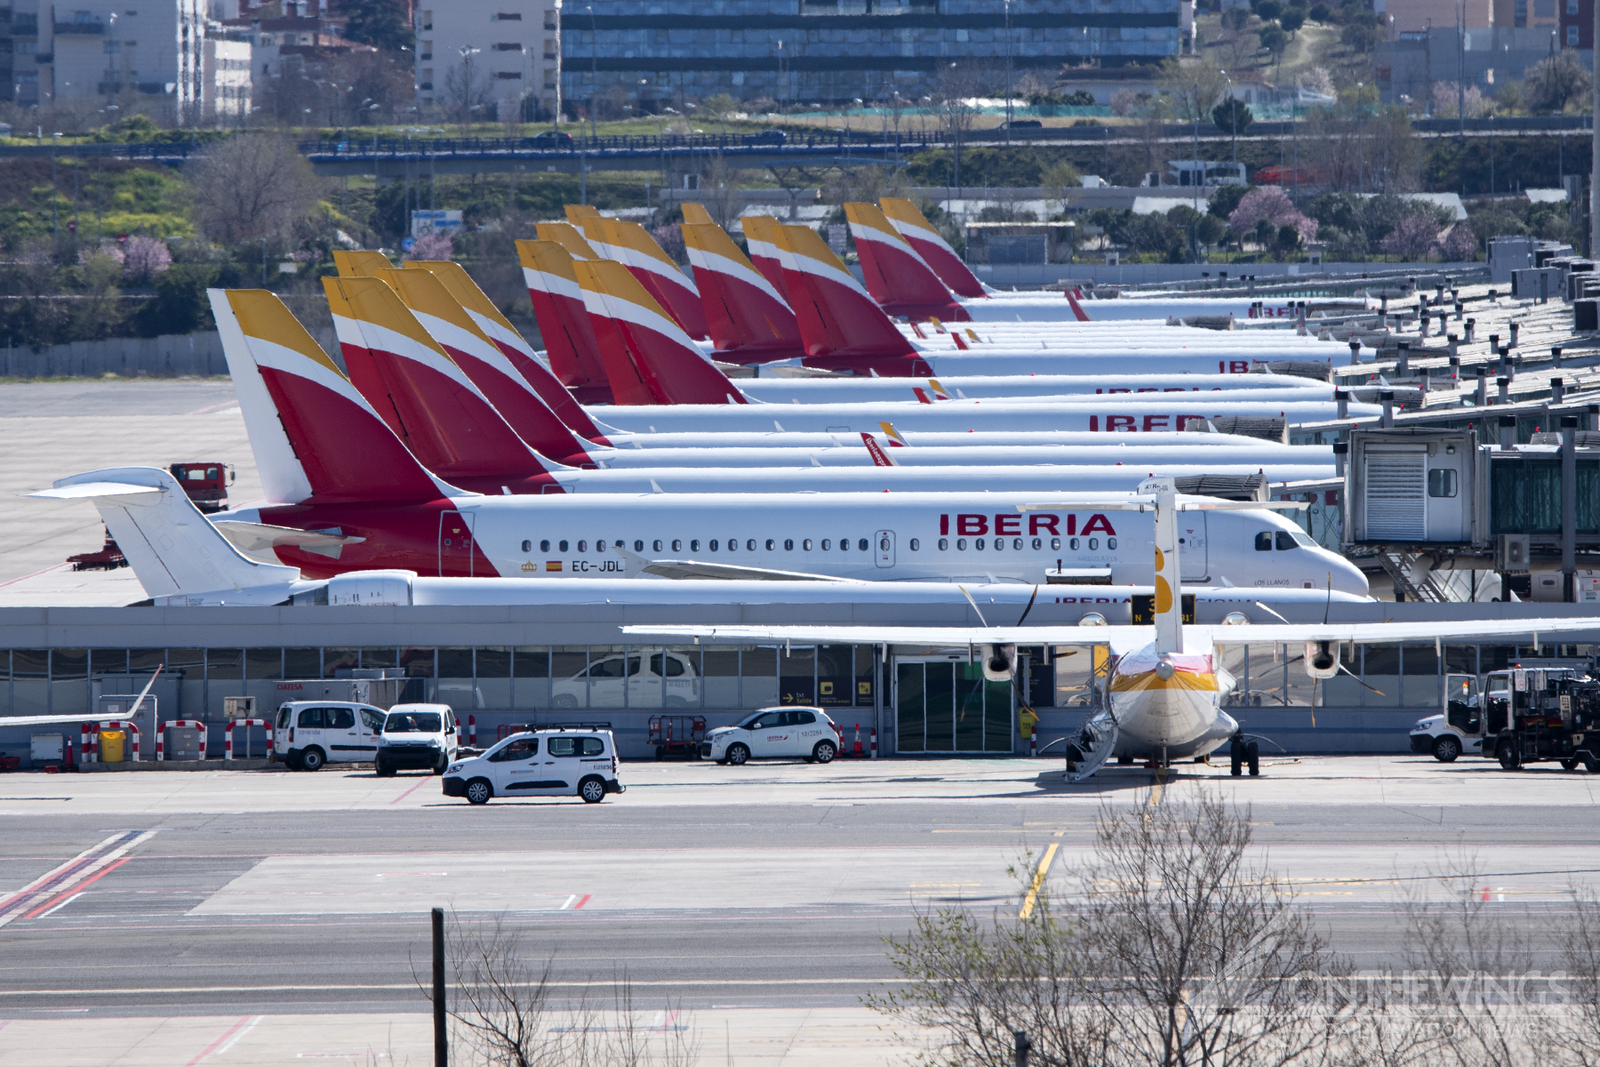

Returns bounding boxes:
[637,560,859,583]
[0,712,149,728]
[213,521,365,554]
[625,616,1600,655]
[623,623,1146,653]
[29,481,161,500]
[1193,617,1600,646]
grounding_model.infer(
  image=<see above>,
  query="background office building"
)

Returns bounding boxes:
[559,0,1183,112]
[415,0,559,122]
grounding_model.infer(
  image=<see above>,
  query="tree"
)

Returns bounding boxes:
[186,137,320,246]
[341,0,413,53]
[444,54,495,123]
[1380,213,1440,259]
[1157,58,1230,122]
[1259,24,1289,65]
[1340,15,1382,53]
[1230,186,1318,244]
[1280,7,1305,33]
[1525,52,1591,114]
[1213,98,1255,137]
[1219,8,1258,69]
[870,796,1341,1067]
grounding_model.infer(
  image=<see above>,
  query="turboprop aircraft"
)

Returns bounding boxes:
[622,477,1600,780]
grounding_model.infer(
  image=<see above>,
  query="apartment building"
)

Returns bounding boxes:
[415,0,555,121]
[35,0,209,120]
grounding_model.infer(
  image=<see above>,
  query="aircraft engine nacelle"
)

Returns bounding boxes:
[983,643,1018,683]
[1304,640,1340,680]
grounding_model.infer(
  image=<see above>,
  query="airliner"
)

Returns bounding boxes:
[622,477,1598,780]
[33,466,1374,618]
[267,287,1334,491]
[175,291,1374,592]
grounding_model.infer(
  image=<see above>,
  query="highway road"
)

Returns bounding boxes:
[1,755,1595,1030]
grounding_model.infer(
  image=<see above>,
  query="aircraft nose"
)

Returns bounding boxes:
[1327,551,1369,597]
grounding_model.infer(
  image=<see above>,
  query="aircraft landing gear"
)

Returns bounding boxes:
[1230,735,1261,777]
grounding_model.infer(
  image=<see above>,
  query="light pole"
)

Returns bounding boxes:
[1003,0,1013,147]
[460,45,481,123]
[552,0,563,127]
[587,5,598,140]
[1221,69,1235,165]
[1356,81,1364,194]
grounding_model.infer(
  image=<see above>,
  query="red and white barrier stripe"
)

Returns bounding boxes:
[870,726,878,759]
[156,720,208,761]
[81,721,141,763]
[224,718,273,761]
[468,715,477,747]
[1030,731,1037,758]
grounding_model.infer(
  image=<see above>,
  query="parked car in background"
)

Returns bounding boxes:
[552,650,699,709]
[376,703,460,776]
[742,129,787,147]
[701,706,840,765]
[273,701,385,771]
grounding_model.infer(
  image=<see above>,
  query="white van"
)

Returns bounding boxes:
[442,728,624,804]
[376,703,460,776]
[552,650,699,709]
[274,701,385,771]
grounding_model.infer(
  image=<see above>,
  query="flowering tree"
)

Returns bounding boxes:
[81,242,126,267]
[1379,214,1440,260]
[121,235,172,282]
[1431,82,1490,118]
[651,224,686,264]
[1227,187,1317,245]
[1435,224,1478,262]
[406,232,454,261]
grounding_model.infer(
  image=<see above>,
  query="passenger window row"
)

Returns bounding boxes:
[936,536,1072,552]
[513,536,1075,555]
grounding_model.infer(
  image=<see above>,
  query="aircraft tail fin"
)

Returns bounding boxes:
[737,215,792,296]
[31,467,302,602]
[773,224,919,359]
[879,197,991,298]
[209,288,454,503]
[879,421,909,446]
[327,275,553,484]
[843,202,966,320]
[860,433,897,466]
[682,222,802,357]
[679,202,716,226]
[516,239,613,399]
[564,203,603,223]
[404,259,609,443]
[378,267,594,465]
[587,217,710,340]
[536,221,601,260]
[1066,289,1093,322]
[573,259,745,406]
[331,249,395,277]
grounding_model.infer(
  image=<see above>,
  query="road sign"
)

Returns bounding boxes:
[67,219,77,233]
[401,237,416,251]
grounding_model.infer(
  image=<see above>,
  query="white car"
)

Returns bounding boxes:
[376,703,460,776]
[700,706,842,765]
[552,650,700,709]
[273,700,385,771]
[442,728,625,805]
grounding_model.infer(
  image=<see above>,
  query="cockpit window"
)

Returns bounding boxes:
[1255,532,1273,551]
[1276,530,1316,550]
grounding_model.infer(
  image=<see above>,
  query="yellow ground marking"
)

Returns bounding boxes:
[1019,842,1059,919]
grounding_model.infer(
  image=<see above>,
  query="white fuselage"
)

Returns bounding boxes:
[228,490,1371,591]
[1104,640,1240,760]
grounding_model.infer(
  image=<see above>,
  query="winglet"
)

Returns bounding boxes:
[860,433,897,466]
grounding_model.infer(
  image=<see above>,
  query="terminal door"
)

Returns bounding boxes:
[894,654,1013,753]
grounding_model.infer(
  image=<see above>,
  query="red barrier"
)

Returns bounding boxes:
[83,721,141,762]
[224,718,273,761]
[468,715,477,746]
[870,726,878,759]
[157,720,208,761]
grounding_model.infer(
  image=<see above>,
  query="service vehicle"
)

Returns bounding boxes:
[700,706,841,765]
[273,700,385,770]
[442,726,624,804]
[553,650,699,709]
[376,703,460,776]
[1410,666,1590,762]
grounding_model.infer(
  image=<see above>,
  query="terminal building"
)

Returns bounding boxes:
[1,598,1595,767]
